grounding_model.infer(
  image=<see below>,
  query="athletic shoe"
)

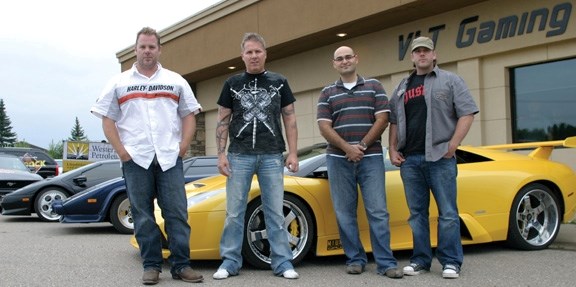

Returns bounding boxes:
[442,264,460,279]
[403,263,428,276]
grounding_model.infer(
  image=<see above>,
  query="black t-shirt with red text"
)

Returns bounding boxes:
[403,74,427,155]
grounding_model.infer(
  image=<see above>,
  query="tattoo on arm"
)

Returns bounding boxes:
[216,107,231,154]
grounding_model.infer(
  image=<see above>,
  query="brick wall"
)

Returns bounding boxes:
[187,112,206,156]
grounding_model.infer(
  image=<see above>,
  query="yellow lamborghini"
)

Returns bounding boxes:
[131,138,576,269]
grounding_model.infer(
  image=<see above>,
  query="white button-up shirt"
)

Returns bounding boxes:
[91,63,202,171]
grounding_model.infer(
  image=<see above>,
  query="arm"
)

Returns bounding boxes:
[102,116,131,162]
[388,123,405,166]
[216,105,232,176]
[179,113,196,157]
[318,120,364,162]
[359,112,388,149]
[282,103,299,172]
[446,114,475,158]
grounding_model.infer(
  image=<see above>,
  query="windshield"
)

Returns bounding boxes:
[0,156,31,172]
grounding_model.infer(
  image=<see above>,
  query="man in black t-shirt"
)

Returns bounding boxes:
[213,32,300,280]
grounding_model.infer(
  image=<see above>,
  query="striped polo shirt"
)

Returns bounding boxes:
[317,76,390,157]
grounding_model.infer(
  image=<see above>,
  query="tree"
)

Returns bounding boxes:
[68,117,88,142]
[48,140,64,159]
[0,99,17,146]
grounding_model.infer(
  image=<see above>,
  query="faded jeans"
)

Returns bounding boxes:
[400,154,463,269]
[218,153,294,275]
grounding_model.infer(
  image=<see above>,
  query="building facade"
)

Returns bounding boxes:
[117,0,576,166]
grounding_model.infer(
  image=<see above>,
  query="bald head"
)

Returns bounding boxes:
[332,46,358,79]
[334,46,354,59]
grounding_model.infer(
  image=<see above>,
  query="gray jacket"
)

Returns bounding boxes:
[389,65,479,161]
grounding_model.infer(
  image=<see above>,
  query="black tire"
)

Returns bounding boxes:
[109,193,133,234]
[242,194,315,269]
[35,188,68,222]
[506,183,561,250]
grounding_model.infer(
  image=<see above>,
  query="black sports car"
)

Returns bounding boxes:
[1,160,122,221]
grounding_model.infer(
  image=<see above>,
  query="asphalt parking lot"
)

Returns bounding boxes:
[0,215,575,287]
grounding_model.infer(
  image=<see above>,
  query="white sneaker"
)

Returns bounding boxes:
[213,269,229,280]
[442,264,460,279]
[282,269,299,279]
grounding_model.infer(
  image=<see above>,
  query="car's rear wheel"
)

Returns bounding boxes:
[109,193,133,234]
[35,188,67,222]
[242,194,315,269]
[507,183,561,250]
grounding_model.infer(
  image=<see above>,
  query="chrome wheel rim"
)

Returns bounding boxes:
[246,199,310,264]
[515,189,559,247]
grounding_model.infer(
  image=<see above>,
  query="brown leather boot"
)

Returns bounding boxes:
[172,267,204,283]
[142,269,160,285]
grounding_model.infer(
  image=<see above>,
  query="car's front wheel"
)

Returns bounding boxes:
[507,183,561,250]
[242,194,315,269]
[109,193,133,234]
[35,188,68,222]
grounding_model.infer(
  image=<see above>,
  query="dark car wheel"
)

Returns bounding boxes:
[109,193,133,234]
[35,188,68,222]
[507,183,561,250]
[242,194,315,269]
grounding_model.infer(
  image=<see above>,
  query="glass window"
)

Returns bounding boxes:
[511,58,576,142]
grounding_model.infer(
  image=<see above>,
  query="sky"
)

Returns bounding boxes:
[0,0,221,149]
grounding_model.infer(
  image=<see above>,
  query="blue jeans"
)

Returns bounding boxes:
[326,154,398,273]
[218,153,294,275]
[122,156,191,275]
[400,154,463,269]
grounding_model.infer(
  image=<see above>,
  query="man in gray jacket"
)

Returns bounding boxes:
[388,36,479,279]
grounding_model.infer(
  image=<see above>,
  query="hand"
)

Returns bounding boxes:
[118,151,132,162]
[217,155,230,177]
[389,150,405,167]
[345,144,364,162]
[285,153,299,172]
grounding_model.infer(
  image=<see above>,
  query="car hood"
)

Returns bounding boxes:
[185,174,227,194]
[0,169,43,181]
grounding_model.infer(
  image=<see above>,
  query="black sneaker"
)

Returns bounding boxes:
[403,263,428,276]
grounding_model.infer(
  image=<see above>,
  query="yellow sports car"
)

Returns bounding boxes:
[131,138,576,269]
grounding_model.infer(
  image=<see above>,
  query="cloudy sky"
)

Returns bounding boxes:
[1,0,221,149]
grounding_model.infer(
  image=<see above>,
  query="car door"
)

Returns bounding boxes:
[76,162,123,192]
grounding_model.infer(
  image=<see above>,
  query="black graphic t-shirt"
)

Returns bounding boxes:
[403,74,427,155]
[217,71,296,154]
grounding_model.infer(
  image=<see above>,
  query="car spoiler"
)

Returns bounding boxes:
[479,136,576,160]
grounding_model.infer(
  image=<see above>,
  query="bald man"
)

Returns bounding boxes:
[316,46,403,279]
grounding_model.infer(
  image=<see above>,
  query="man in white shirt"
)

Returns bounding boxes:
[91,27,203,285]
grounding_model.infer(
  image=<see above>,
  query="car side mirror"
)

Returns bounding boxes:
[73,176,88,187]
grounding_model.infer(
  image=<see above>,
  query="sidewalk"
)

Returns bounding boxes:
[549,223,576,251]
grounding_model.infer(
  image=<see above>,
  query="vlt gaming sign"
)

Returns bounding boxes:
[398,2,572,60]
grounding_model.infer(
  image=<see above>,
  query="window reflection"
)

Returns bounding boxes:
[511,58,576,142]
